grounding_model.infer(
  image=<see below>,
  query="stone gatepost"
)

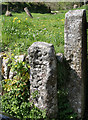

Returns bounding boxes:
[28,42,58,119]
[64,9,87,118]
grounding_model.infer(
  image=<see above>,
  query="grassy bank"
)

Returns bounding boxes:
[2,5,88,55]
[2,10,67,55]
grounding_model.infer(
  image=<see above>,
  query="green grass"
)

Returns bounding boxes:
[2,5,88,55]
[2,11,67,54]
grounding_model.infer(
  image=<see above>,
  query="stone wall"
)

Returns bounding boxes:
[28,42,58,119]
[64,9,87,118]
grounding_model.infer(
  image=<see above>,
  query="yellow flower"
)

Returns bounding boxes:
[34,25,35,26]
[13,17,18,22]
[12,54,14,56]
[61,19,64,22]
[42,25,45,26]
[3,57,7,59]
[5,79,8,82]
[28,65,30,68]
[15,65,17,67]
[3,53,6,56]
[7,88,10,91]
[22,62,25,65]
[60,32,62,34]
[14,17,18,20]
[25,18,28,20]
[18,20,21,23]
[14,62,16,64]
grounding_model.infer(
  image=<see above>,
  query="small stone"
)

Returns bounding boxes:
[73,4,78,9]
[5,11,12,16]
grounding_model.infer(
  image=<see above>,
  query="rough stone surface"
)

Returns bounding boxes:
[2,57,9,79]
[56,53,64,62]
[0,112,19,120]
[1,53,26,79]
[64,9,87,118]
[28,42,58,119]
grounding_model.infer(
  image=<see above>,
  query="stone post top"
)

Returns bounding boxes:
[29,42,53,48]
[65,9,86,18]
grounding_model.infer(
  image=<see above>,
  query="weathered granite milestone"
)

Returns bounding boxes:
[64,9,87,118]
[28,42,58,118]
